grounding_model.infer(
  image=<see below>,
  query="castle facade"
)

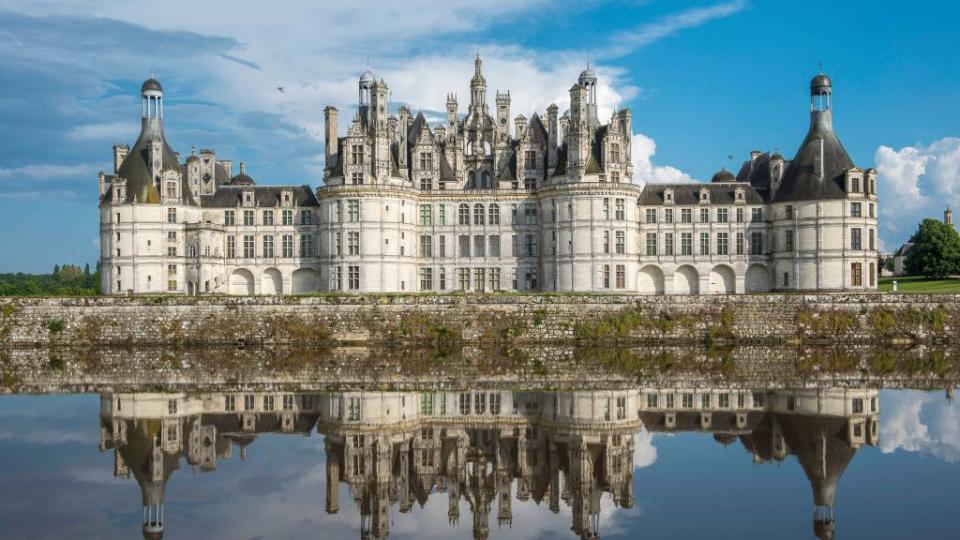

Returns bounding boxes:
[98,57,878,295]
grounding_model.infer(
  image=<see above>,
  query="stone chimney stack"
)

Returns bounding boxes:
[113,144,129,174]
[324,106,338,174]
[946,207,953,226]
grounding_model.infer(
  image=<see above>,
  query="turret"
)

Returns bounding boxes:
[446,93,458,132]
[496,91,511,142]
[469,53,487,115]
[810,72,833,132]
[514,114,527,139]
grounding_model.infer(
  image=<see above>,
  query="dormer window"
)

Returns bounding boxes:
[664,189,674,203]
[282,191,292,205]
[735,188,745,202]
[699,189,710,203]
[243,191,253,206]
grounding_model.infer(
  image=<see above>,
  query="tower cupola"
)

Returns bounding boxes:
[141,78,163,120]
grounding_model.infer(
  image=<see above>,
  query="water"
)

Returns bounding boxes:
[0,384,957,539]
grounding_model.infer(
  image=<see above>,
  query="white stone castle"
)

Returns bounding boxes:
[99,56,879,295]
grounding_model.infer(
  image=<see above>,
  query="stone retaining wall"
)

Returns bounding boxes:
[2,293,960,347]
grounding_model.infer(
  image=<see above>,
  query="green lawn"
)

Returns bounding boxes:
[879,276,960,293]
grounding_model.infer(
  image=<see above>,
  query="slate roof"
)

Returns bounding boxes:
[639,182,765,205]
[772,114,853,203]
[200,185,319,208]
[111,120,194,205]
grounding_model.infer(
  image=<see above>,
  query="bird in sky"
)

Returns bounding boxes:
[277,86,285,93]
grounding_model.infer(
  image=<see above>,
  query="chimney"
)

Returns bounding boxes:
[324,106,338,170]
[514,115,527,138]
[113,144,129,174]
[946,207,954,226]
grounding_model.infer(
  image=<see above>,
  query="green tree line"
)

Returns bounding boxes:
[0,263,100,296]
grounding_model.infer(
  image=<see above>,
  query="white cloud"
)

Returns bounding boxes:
[67,121,134,141]
[632,131,696,184]
[633,427,658,468]
[602,0,749,58]
[0,163,97,180]
[880,390,960,463]
[875,137,960,243]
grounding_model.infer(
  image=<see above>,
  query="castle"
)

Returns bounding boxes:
[98,56,879,295]
[100,385,879,539]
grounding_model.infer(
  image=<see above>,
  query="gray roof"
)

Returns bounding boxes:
[141,78,162,93]
[200,185,319,208]
[735,152,793,202]
[773,114,854,203]
[111,119,194,205]
[639,182,764,205]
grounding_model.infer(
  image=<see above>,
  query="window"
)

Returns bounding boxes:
[785,205,794,219]
[459,235,470,257]
[700,208,709,223]
[851,262,863,286]
[717,232,729,255]
[488,203,500,225]
[524,234,537,256]
[603,231,610,254]
[852,177,861,192]
[665,208,674,223]
[524,150,537,169]
[241,210,253,226]
[283,394,294,410]
[420,268,433,290]
[282,235,293,257]
[347,201,359,222]
[334,232,342,256]
[646,233,657,256]
[490,393,502,415]
[458,203,470,225]
[785,229,795,251]
[262,210,273,225]
[646,209,657,223]
[782,271,790,287]
[166,279,177,292]
[719,393,730,408]
[615,199,625,220]
[489,268,500,291]
[460,393,471,415]
[331,267,342,290]
[752,207,762,221]
[167,208,176,223]
[167,231,176,241]
[282,210,293,225]
[167,247,176,256]
[420,235,432,257]
[347,397,361,421]
[263,235,274,258]
[474,235,485,257]
[168,399,177,414]
[610,143,621,162]
[603,198,610,220]
[610,170,620,183]
[458,268,470,290]
[263,395,275,411]
[603,265,610,288]
[348,265,360,290]
[474,204,485,225]
[852,398,864,413]
[350,144,363,165]
[420,205,432,226]
[439,235,446,257]
[489,235,501,257]
[224,210,235,226]
[300,210,312,225]
[616,265,625,288]
[681,208,692,223]
[525,204,537,225]
[665,233,674,255]
[701,394,711,408]
[699,232,709,255]
[243,235,254,258]
[750,232,763,255]
[736,232,744,255]
[616,231,625,254]
[681,233,693,256]
[300,234,313,257]
[647,394,659,408]
[736,208,744,223]
[851,202,862,217]
[869,229,875,251]
[225,395,236,411]
[717,208,728,223]
[348,231,359,255]
[682,393,693,408]
[227,236,236,258]
[851,228,862,250]
[419,152,433,171]
[869,203,875,218]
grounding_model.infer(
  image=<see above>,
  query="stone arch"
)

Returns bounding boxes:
[745,264,771,293]
[673,265,699,295]
[468,170,476,188]
[229,268,255,295]
[709,264,736,295]
[262,268,282,295]
[292,268,319,294]
[481,170,491,188]
[637,265,665,295]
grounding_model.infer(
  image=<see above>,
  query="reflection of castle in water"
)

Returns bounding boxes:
[99,387,878,539]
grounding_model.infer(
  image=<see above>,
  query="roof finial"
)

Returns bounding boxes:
[817,61,824,74]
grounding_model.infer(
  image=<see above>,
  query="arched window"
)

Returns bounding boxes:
[481,170,491,189]
[468,171,476,188]
[488,203,500,225]
[474,204,485,225]
[458,203,470,225]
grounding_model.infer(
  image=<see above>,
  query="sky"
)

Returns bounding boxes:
[0,0,958,272]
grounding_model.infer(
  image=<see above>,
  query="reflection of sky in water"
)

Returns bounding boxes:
[0,391,957,539]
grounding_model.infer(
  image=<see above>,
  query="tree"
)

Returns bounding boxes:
[905,218,960,278]
[84,263,90,275]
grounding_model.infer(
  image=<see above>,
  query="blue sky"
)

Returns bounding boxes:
[0,0,958,272]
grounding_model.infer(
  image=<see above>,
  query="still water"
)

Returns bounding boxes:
[0,386,957,539]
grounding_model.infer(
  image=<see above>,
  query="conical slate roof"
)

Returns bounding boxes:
[773,112,854,203]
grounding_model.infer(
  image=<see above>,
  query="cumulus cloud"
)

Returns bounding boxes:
[880,390,960,463]
[632,132,696,184]
[633,427,659,468]
[875,137,960,244]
